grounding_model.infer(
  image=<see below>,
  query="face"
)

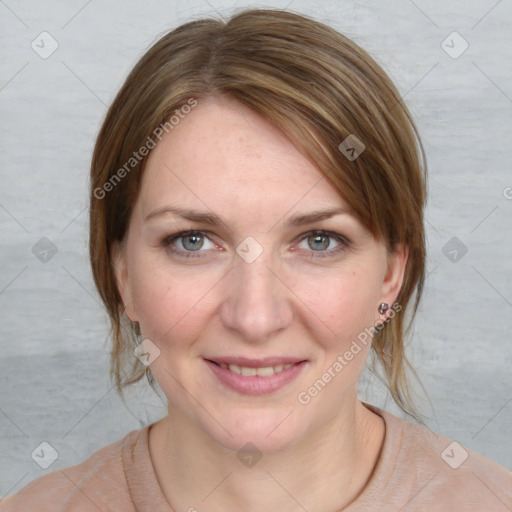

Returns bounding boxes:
[113,97,407,453]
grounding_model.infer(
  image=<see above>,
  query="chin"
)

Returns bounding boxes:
[205,408,302,454]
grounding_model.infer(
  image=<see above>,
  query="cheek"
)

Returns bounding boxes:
[129,256,223,344]
[291,264,382,343]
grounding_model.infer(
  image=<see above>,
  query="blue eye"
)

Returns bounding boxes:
[161,229,350,259]
[162,230,217,258]
[179,233,204,251]
[297,230,350,257]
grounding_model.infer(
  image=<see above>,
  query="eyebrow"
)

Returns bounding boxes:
[144,205,353,227]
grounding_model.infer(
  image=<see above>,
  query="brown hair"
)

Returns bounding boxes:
[89,8,427,421]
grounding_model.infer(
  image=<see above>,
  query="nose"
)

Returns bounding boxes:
[219,248,293,343]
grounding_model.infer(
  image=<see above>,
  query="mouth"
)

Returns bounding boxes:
[203,357,308,395]
[207,360,298,377]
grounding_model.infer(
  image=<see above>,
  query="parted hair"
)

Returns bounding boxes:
[89,8,427,421]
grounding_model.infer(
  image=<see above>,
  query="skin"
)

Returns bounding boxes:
[113,96,408,512]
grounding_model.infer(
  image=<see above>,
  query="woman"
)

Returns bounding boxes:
[2,8,511,512]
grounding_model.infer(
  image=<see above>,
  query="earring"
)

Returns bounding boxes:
[378,303,389,315]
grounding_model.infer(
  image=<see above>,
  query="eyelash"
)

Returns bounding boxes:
[161,230,351,259]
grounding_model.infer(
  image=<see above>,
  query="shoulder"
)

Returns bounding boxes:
[377,406,512,510]
[0,426,147,512]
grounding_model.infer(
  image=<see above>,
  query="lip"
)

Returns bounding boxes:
[204,356,307,368]
[204,358,308,395]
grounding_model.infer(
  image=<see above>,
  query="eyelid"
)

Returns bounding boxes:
[295,230,351,256]
[297,229,350,245]
[162,230,220,254]
[162,229,350,259]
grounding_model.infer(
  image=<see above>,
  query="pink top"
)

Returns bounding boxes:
[1,403,511,511]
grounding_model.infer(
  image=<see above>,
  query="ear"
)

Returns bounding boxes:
[111,240,139,322]
[376,244,409,321]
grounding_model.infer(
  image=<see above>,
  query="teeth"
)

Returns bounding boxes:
[223,363,294,376]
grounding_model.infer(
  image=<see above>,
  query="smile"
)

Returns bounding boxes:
[213,362,295,377]
[204,358,308,395]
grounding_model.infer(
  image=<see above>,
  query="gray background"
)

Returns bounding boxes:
[1,0,511,498]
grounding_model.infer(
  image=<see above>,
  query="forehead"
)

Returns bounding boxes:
[138,97,348,222]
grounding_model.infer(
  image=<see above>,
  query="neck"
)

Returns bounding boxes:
[149,399,385,512]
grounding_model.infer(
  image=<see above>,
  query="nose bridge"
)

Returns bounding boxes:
[220,244,291,341]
